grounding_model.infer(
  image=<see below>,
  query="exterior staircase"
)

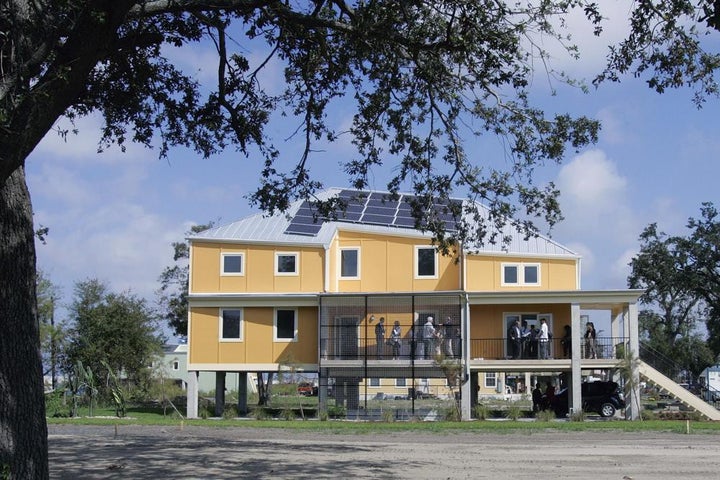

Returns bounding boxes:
[638,360,720,421]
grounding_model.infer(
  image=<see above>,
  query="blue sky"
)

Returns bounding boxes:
[26,3,719,322]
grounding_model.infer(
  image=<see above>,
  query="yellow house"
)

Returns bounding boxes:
[186,188,646,420]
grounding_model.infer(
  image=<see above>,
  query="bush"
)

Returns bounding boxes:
[473,404,489,420]
[443,406,461,422]
[569,409,585,422]
[505,405,522,421]
[535,409,556,422]
[381,409,395,422]
[281,408,296,421]
[251,407,270,420]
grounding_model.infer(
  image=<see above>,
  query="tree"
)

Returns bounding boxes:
[37,270,65,391]
[679,203,720,356]
[0,2,711,476]
[64,279,164,401]
[629,219,715,377]
[596,0,720,107]
[157,222,215,337]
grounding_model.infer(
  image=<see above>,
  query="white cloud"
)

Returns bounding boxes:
[556,149,627,209]
[33,114,154,166]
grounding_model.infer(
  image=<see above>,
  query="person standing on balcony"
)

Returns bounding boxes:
[561,325,572,358]
[521,320,531,358]
[390,321,402,360]
[423,317,436,359]
[584,322,597,359]
[538,318,549,359]
[375,317,386,358]
[508,319,522,359]
[443,317,455,357]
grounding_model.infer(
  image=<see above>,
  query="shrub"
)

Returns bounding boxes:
[569,409,585,422]
[381,409,395,422]
[251,407,270,420]
[473,404,489,420]
[505,404,522,421]
[281,408,296,421]
[443,406,461,422]
[535,409,556,422]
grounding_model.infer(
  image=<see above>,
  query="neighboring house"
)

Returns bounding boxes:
[157,344,245,394]
[186,188,645,420]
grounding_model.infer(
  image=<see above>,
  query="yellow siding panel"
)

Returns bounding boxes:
[190,307,319,365]
[465,255,578,291]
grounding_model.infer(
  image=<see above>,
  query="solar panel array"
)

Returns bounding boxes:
[284,190,461,236]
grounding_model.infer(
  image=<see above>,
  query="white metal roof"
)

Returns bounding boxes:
[190,188,578,258]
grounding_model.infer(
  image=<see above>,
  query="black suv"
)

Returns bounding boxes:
[553,381,625,418]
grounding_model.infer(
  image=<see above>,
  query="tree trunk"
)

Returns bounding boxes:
[0,167,48,479]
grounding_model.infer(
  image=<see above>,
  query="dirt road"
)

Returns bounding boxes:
[48,424,720,479]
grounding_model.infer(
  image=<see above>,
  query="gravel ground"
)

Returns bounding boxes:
[48,424,720,479]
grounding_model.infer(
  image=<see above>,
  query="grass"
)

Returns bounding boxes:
[47,405,720,434]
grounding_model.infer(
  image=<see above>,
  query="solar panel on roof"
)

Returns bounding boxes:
[284,200,323,236]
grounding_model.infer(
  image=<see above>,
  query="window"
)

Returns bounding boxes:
[502,263,540,286]
[396,378,407,387]
[221,253,244,275]
[275,252,298,275]
[172,361,180,371]
[220,308,243,341]
[415,246,437,278]
[274,309,297,341]
[369,378,380,387]
[340,248,359,279]
[485,372,497,388]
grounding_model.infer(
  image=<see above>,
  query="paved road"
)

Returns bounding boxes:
[48,424,720,479]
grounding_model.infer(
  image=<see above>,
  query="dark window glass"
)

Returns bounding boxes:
[222,309,241,339]
[504,265,518,284]
[276,309,296,339]
[341,249,358,277]
[417,248,435,276]
[277,254,297,273]
[223,255,243,273]
[524,265,538,284]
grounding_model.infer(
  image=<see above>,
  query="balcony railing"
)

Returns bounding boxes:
[469,336,627,360]
[320,336,627,361]
[320,336,463,361]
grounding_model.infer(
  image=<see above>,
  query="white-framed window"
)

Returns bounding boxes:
[501,263,540,286]
[485,372,497,388]
[172,360,180,371]
[339,247,360,279]
[274,308,298,342]
[396,378,407,387]
[415,246,437,278]
[219,308,243,341]
[369,378,380,387]
[221,252,244,275]
[275,252,299,275]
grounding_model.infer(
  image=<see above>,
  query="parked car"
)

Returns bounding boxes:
[297,382,318,396]
[553,381,625,418]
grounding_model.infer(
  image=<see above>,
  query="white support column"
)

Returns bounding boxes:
[570,303,582,417]
[626,302,641,420]
[461,295,472,421]
[187,370,199,419]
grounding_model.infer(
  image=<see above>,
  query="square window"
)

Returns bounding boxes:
[524,265,538,284]
[369,378,380,387]
[275,309,297,341]
[276,253,298,275]
[503,265,518,284]
[416,247,437,277]
[396,378,407,387]
[221,253,243,275]
[485,372,497,388]
[220,309,242,341]
[340,248,359,278]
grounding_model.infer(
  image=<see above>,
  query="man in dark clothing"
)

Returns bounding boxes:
[508,319,522,359]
